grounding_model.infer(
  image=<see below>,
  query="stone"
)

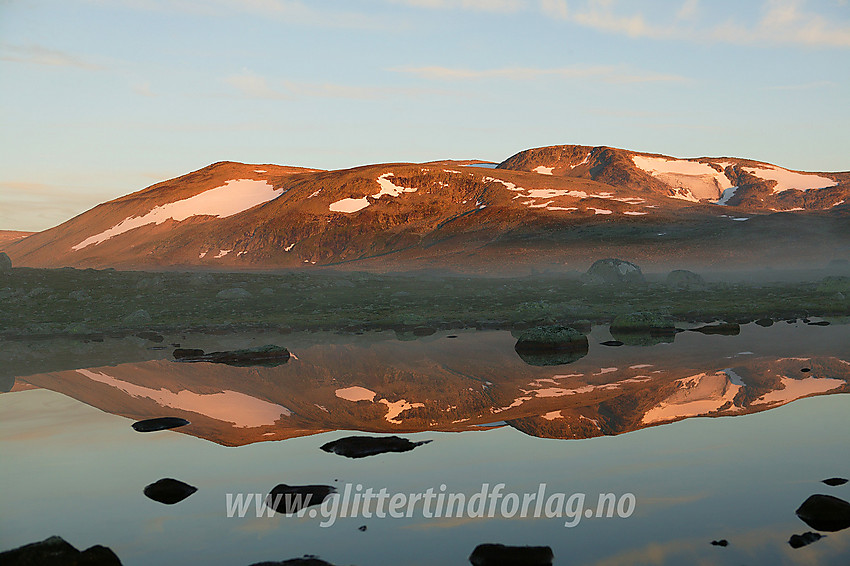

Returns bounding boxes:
[468,543,554,566]
[249,558,335,566]
[795,494,850,532]
[788,532,823,549]
[0,535,122,565]
[143,478,197,505]
[172,345,290,367]
[514,326,588,366]
[666,269,706,290]
[690,322,740,336]
[710,539,728,547]
[822,477,849,487]
[131,417,190,432]
[581,258,644,286]
[0,252,12,271]
[320,436,432,459]
[265,484,336,514]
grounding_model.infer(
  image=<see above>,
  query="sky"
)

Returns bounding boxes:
[1,0,849,231]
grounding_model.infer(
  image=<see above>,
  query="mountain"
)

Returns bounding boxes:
[5,145,849,273]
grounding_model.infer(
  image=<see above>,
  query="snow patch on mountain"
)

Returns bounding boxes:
[72,179,282,250]
[372,173,418,199]
[753,376,844,405]
[534,166,554,175]
[715,186,738,205]
[642,371,743,424]
[741,165,837,193]
[632,156,733,200]
[329,197,370,213]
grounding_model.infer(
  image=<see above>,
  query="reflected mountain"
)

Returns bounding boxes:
[9,325,850,446]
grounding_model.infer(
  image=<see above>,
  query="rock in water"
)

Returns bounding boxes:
[266,484,336,514]
[469,543,554,566]
[172,345,290,367]
[320,436,432,459]
[600,340,624,347]
[0,535,122,565]
[822,477,849,487]
[710,539,728,547]
[690,322,740,336]
[0,252,12,271]
[581,258,644,286]
[143,478,198,505]
[131,416,190,432]
[514,326,588,366]
[250,558,335,566]
[789,532,824,549]
[666,269,706,290]
[795,494,850,531]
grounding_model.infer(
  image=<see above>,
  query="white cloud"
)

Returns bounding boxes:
[0,43,103,69]
[393,64,688,83]
[225,71,292,99]
[389,0,525,12]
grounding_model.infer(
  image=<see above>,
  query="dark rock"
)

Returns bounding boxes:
[796,494,850,531]
[710,539,728,547]
[172,345,289,367]
[600,340,624,347]
[250,557,335,566]
[135,331,164,343]
[172,348,205,359]
[610,312,675,334]
[666,269,706,290]
[789,532,824,549]
[447,335,458,338]
[266,484,336,514]
[131,417,190,432]
[469,543,554,566]
[0,535,122,565]
[514,326,588,366]
[807,320,830,326]
[358,525,367,532]
[0,252,11,271]
[320,436,432,459]
[822,477,849,486]
[143,478,197,505]
[755,318,774,327]
[690,323,740,336]
[412,326,436,337]
[801,368,811,373]
[581,258,644,286]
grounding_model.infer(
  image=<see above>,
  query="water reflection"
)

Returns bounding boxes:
[9,323,850,446]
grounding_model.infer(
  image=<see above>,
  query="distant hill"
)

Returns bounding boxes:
[5,145,849,273]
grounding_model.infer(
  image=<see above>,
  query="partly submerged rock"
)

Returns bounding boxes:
[600,340,624,347]
[822,477,849,487]
[666,269,706,290]
[609,312,675,346]
[266,484,336,514]
[710,539,729,547]
[514,326,588,366]
[131,416,190,432]
[469,543,554,566]
[0,535,122,565]
[172,345,290,367]
[143,478,197,505]
[689,322,740,336]
[581,258,644,286]
[755,318,774,327]
[795,494,850,532]
[789,532,824,549]
[250,558,335,566]
[320,436,432,459]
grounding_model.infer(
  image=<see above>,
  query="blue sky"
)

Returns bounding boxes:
[1,0,848,231]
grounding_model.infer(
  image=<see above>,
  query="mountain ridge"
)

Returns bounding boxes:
[5,144,849,273]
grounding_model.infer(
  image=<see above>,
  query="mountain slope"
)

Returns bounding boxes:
[6,145,849,272]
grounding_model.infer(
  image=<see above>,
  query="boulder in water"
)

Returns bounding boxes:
[581,258,644,286]
[320,436,432,459]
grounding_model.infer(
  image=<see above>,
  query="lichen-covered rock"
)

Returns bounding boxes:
[514,326,588,366]
[581,258,644,286]
[0,252,11,271]
[666,269,706,290]
[610,312,675,334]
